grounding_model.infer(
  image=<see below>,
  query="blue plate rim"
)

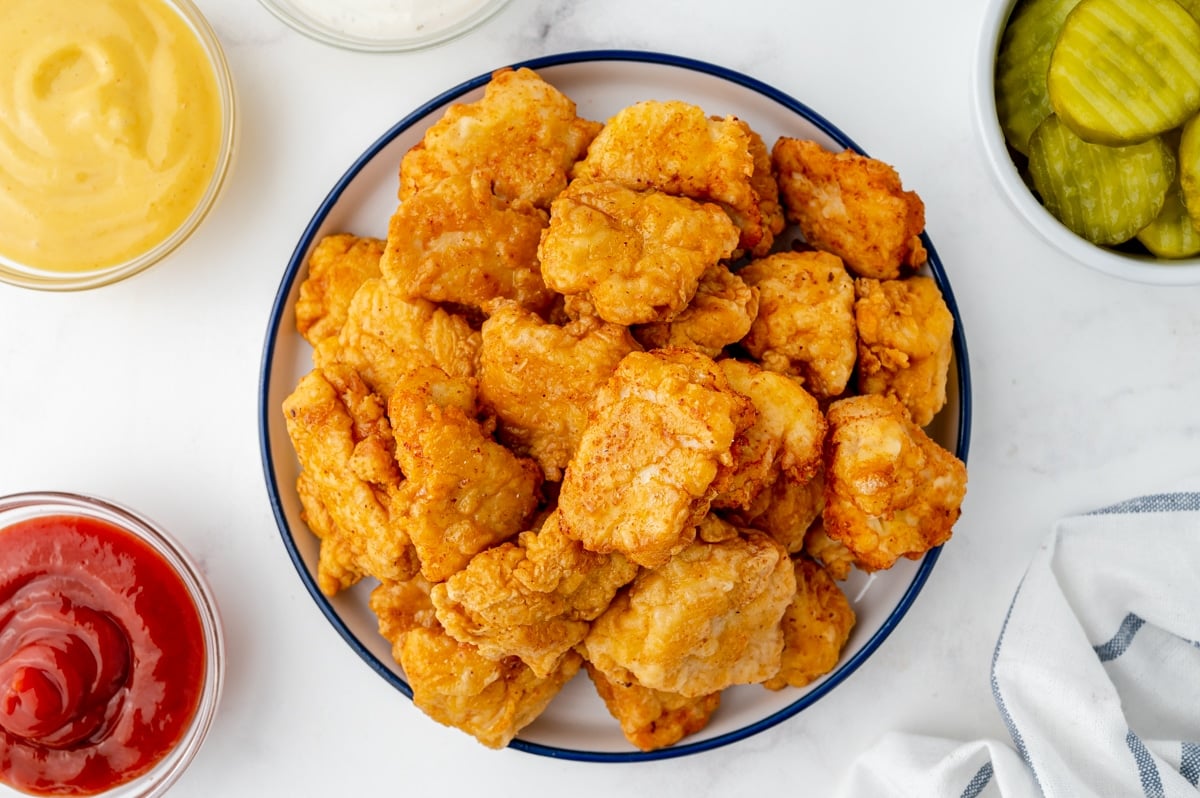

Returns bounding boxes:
[257,48,974,763]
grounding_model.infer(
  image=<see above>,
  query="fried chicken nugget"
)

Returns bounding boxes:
[283,365,420,593]
[431,511,638,678]
[399,66,602,210]
[802,517,857,581]
[294,234,384,346]
[371,577,580,750]
[582,530,795,697]
[382,172,554,313]
[558,348,756,568]
[739,250,857,399]
[574,100,780,254]
[478,302,640,481]
[723,467,826,556]
[313,278,480,401]
[389,367,543,583]
[823,394,967,571]
[714,359,825,512]
[584,662,720,752]
[763,558,856,690]
[538,179,739,325]
[772,138,927,279]
[854,276,954,427]
[633,264,759,358]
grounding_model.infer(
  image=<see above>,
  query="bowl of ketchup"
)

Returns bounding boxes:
[0,492,223,797]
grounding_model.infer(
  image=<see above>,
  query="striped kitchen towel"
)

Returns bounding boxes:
[837,492,1200,798]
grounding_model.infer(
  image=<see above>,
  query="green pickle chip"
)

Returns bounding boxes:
[995,0,1082,155]
[1181,114,1200,231]
[1137,181,1200,258]
[1048,0,1200,146]
[1029,115,1175,246]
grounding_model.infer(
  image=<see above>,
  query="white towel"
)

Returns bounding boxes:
[837,492,1200,798]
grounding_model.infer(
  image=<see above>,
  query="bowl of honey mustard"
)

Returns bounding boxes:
[0,0,236,291]
[0,492,224,796]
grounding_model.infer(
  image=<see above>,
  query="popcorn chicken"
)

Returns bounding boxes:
[399,66,602,210]
[633,264,759,358]
[854,275,955,427]
[584,662,720,752]
[802,517,857,581]
[773,137,927,279]
[739,250,857,399]
[823,394,967,571]
[538,179,739,325]
[582,530,795,697]
[762,558,856,690]
[558,348,755,568]
[294,233,383,346]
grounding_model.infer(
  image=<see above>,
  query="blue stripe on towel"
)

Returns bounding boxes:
[991,578,1043,793]
[1094,613,1146,662]
[1182,742,1200,787]
[960,761,993,798]
[1126,730,1165,798]
[1091,492,1200,515]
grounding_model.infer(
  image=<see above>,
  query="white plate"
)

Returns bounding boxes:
[259,50,973,762]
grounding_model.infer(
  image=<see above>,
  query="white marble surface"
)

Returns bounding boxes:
[1,1,1198,795]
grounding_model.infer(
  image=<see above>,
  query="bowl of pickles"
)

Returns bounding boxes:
[975,0,1200,285]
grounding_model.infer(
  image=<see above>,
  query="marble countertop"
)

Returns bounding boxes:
[2,1,1198,795]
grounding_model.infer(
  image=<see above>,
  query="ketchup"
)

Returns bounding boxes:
[0,514,206,795]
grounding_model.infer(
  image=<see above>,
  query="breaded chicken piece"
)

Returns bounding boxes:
[399,66,602,210]
[558,349,756,568]
[574,100,778,254]
[582,531,795,697]
[283,365,420,592]
[772,138,927,279]
[739,120,787,256]
[431,511,638,678]
[538,179,739,326]
[739,250,857,399]
[854,276,954,427]
[294,234,384,346]
[722,466,825,556]
[382,172,554,313]
[313,278,480,401]
[823,394,967,571]
[389,366,543,582]
[295,470,362,595]
[802,518,857,581]
[633,264,759,358]
[584,662,720,752]
[763,558,856,690]
[370,577,580,749]
[714,359,825,512]
[478,302,640,480]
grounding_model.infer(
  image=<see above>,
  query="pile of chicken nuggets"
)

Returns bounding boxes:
[283,66,968,752]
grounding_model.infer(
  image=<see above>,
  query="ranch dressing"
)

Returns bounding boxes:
[289,0,494,41]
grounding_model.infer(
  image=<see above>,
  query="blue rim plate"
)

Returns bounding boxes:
[258,49,973,762]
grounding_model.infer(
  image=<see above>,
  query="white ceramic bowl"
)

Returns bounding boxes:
[973,0,1200,286]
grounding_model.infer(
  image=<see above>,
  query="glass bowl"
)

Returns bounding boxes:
[257,0,513,53]
[0,0,237,292]
[0,492,224,797]
[973,0,1200,286]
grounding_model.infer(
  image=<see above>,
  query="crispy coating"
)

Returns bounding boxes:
[478,302,640,480]
[431,511,638,678]
[294,234,384,346]
[729,467,825,556]
[399,67,602,210]
[389,367,543,582]
[763,558,856,690]
[739,119,787,256]
[558,349,756,568]
[313,278,480,401]
[538,179,739,325]
[854,276,954,427]
[772,138,927,279]
[714,359,825,512]
[582,531,795,697]
[283,365,420,593]
[739,250,857,399]
[584,662,720,752]
[802,517,857,581]
[574,100,778,254]
[371,577,580,749]
[382,172,554,313]
[633,264,759,358]
[823,394,967,571]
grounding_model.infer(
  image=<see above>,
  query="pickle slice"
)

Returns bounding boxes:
[1136,181,1200,258]
[1179,0,1200,23]
[1181,114,1200,231]
[1028,115,1175,245]
[1048,0,1200,146]
[994,0,1082,155]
